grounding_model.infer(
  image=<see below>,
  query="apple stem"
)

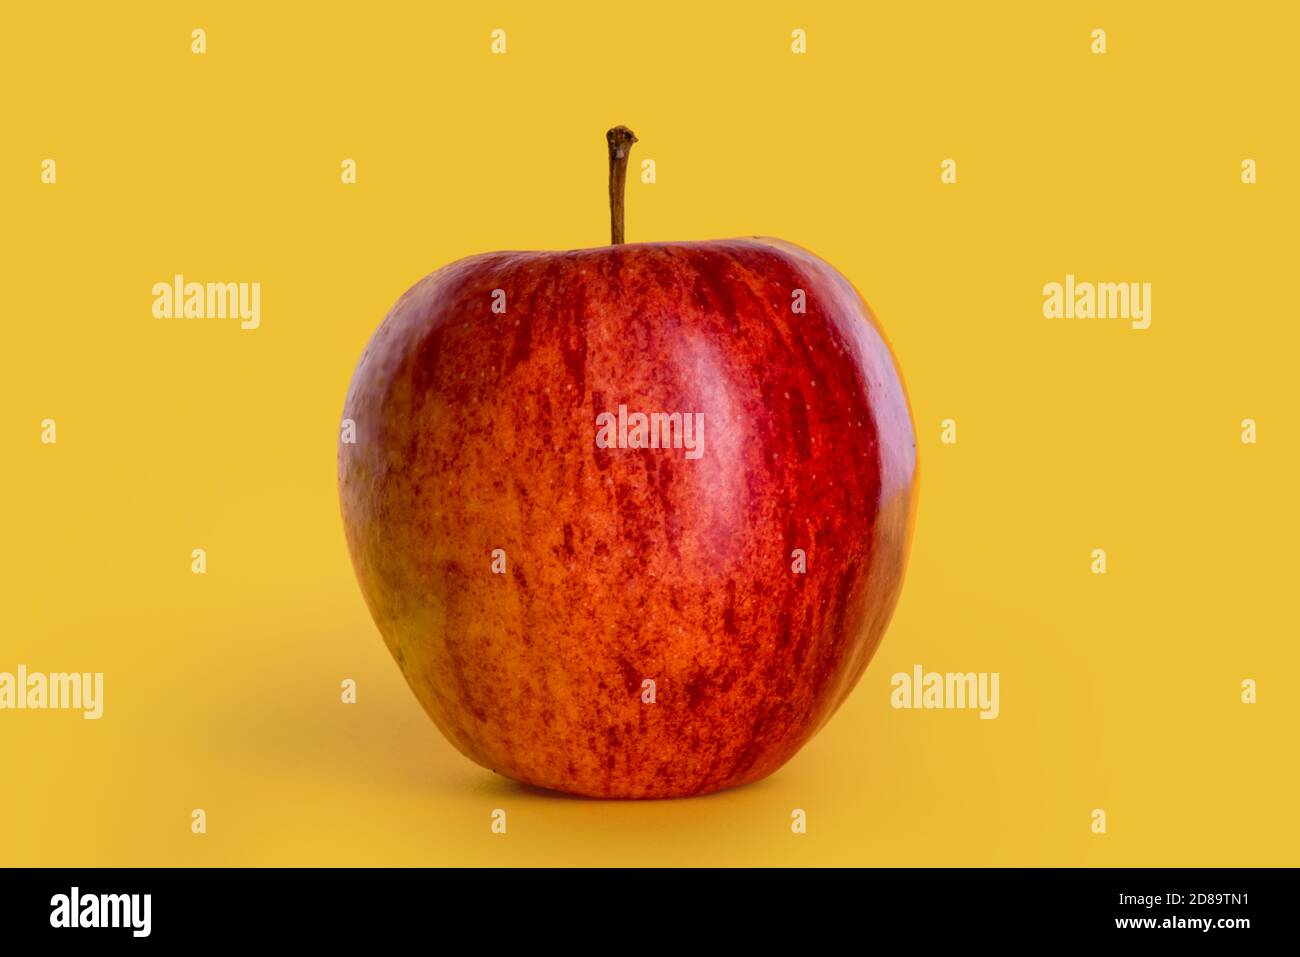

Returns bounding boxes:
[606,126,637,245]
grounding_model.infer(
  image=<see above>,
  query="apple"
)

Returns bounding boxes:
[339,127,917,798]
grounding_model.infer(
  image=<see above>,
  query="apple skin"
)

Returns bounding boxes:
[339,238,917,798]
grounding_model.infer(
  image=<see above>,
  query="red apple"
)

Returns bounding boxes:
[339,127,917,798]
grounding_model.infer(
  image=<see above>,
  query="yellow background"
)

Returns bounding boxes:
[2,1,1295,866]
